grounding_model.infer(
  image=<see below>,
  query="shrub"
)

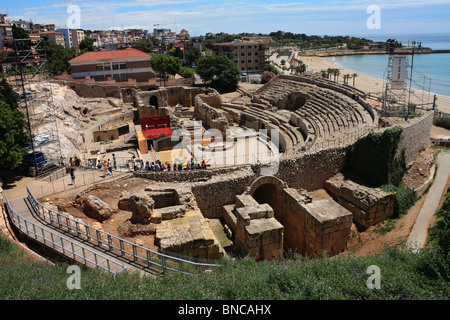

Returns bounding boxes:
[260,72,276,84]
[381,183,415,218]
[433,116,450,130]
[428,191,450,255]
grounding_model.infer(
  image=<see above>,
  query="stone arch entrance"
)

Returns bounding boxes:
[149,95,159,110]
[247,176,288,235]
[247,175,287,198]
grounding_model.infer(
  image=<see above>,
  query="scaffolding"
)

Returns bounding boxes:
[381,39,434,118]
[1,37,62,177]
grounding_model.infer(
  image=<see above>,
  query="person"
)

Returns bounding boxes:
[178,161,183,171]
[88,159,92,168]
[132,156,137,172]
[112,153,117,170]
[201,159,206,169]
[108,159,113,174]
[167,164,172,171]
[70,168,75,185]
[191,158,195,170]
[104,161,112,176]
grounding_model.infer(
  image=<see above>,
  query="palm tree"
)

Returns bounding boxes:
[333,69,340,82]
[326,68,334,80]
[342,74,349,85]
[320,70,328,79]
[352,73,358,87]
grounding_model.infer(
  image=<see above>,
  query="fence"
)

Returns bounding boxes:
[3,191,128,275]
[29,169,127,199]
[26,186,220,275]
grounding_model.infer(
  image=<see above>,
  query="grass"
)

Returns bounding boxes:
[373,219,396,236]
[1,235,449,300]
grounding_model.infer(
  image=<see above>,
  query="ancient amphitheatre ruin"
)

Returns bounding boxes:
[24,73,434,265]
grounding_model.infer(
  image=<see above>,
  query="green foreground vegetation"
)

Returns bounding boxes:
[0,234,449,300]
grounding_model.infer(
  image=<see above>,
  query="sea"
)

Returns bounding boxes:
[324,33,450,98]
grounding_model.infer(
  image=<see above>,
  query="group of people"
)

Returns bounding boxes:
[59,156,81,167]
[132,156,207,172]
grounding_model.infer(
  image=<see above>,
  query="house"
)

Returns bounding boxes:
[68,47,152,82]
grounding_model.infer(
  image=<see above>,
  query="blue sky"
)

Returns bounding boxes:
[2,0,450,37]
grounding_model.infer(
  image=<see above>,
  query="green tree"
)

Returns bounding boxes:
[262,64,279,75]
[0,79,29,170]
[45,39,76,74]
[12,25,30,39]
[186,47,201,65]
[196,54,240,92]
[168,46,183,59]
[133,39,153,53]
[78,38,96,53]
[178,67,195,78]
[151,54,181,87]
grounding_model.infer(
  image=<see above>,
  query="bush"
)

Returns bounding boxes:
[381,183,415,218]
[433,116,450,130]
[260,72,276,84]
[178,67,195,78]
[428,191,450,255]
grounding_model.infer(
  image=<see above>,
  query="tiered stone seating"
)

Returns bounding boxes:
[234,75,376,152]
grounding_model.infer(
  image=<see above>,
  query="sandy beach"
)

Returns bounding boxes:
[300,55,450,114]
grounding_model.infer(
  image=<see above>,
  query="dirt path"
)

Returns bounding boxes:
[407,151,450,248]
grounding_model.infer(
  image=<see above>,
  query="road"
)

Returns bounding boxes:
[407,150,450,249]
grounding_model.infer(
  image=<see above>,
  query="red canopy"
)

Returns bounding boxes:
[143,127,173,140]
[141,115,172,140]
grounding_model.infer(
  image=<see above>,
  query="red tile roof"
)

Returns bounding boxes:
[69,47,151,63]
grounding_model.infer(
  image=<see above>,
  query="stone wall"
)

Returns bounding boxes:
[396,111,434,165]
[274,147,347,191]
[190,167,258,219]
[325,173,396,229]
[135,165,254,183]
[194,90,228,132]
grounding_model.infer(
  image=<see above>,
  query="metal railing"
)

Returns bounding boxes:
[3,191,127,275]
[26,186,220,275]
[28,169,128,199]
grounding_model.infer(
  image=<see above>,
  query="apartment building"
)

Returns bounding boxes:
[71,29,85,51]
[69,47,152,82]
[212,41,268,72]
[57,28,72,48]
[40,31,65,46]
[0,14,12,48]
